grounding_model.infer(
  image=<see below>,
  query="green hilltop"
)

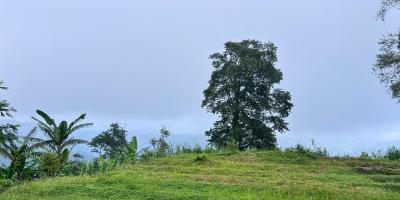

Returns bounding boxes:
[1,151,400,200]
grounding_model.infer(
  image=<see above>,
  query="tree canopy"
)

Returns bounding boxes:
[202,40,293,150]
[89,123,128,159]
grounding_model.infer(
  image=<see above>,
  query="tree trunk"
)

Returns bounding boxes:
[56,146,62,175]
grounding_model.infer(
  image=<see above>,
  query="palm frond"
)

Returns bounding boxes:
[30,140,55,151]
[22,127,38,144]
[69,123,93,133]
[24,136,44,144]
[35,110,56,126]
[61,138,88,149]
[68,113,87,130]
[0,80,6,90]
[32,117,54,135]
[0,147,12,160]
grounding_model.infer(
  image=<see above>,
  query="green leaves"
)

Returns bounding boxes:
[0,81,16,117]
[36,110,55,126]
[61,149,70,164]
[89,123,127,159]
[377,0,400,20]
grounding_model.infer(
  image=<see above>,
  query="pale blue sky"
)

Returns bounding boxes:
[1,0,400,156]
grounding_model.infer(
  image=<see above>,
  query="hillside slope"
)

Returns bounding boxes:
[1,151,400,200]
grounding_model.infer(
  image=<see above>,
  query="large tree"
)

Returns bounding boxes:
[89,123,128,159]
[32,110,93,173]
[202,40,293,150]
[374,0,400,99]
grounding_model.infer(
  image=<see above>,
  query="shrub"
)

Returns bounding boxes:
[139,147,156,160]
[386,146,400,160]
[61,160,86,176]
[192,144,203,154]
[0,179,15,192]
[221,138,239,155]
[285,142,328,158]
[149,126,171,157]
[194,154,209,163]
[182,145,192,154]
[38,153,59,177]
[204,145,216,154]
[360,152,370,160]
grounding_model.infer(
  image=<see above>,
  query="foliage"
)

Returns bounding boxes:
[126,136,138,161]
[385,146,400,160]
[0,179,15,192]
[0,127,39,180]
[38,153,59,177]
[149,126,171,157]
[89,123,128,159]
[360,151,370,160]
[82,156,119,175]
[0,81,16,118]
[377,0,400,20]
[374,32,400,99]
[374,1,400,100]
[192,144,202,154]
[202,40,293,150]
[61,159,86,176]
[31,109,93,174]
[174,144,214,155]
[0,81,17,151]
[222,138,239,155]
[284,142,328,159]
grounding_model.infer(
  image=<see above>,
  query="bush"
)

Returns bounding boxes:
[221,138,239,155]
[139,147,156,160]
[192,144,203,154]
[182,145,192,154]
[0,179,15,191]
[204,145,216,154]
[38,153,59,177]
[194,154,209,163]
[285,142,328,158]
[386,146,400,160]
[61,160,86,176]
[360,152,370,160]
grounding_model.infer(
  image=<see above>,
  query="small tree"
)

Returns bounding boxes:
[126,136,138,160]
[149,126,171,157]
[32,110,93,174]
[89,123,128,159]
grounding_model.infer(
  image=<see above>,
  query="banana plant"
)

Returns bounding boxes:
[31,110,93,174]
[126,136,138,161]
[0,127,39,180]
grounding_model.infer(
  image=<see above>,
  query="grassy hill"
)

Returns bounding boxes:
[1,151,400,200]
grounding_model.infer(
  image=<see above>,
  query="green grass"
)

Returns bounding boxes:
[2,151,400,199]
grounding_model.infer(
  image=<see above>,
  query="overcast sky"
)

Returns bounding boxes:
[1,0,400,156]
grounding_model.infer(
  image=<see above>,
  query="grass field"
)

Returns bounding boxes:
[1,151,400,200]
